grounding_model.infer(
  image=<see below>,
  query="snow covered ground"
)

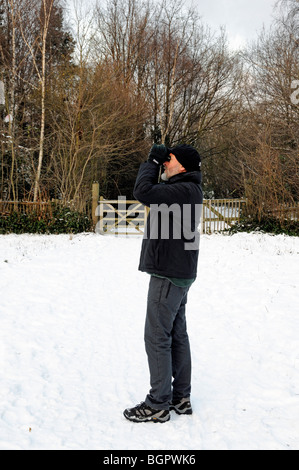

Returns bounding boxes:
[0,231,298,450]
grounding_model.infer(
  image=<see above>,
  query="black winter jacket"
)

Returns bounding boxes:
[133,162,203,279]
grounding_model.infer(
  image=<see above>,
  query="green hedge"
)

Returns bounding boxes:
[229,216,299,236]
[0,206,93,234]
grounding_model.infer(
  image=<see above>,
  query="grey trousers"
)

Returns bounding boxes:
[144,275,192,410]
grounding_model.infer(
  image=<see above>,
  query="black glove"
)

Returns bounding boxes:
[147,144,170,166]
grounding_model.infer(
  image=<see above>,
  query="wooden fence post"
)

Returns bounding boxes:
[200,202,205,234]
[92,182,100,227]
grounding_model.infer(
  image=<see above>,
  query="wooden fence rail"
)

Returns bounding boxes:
[0,200,55,217]
[0,199,88,217]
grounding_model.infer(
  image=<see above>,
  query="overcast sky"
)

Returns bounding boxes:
[188,0,278,49]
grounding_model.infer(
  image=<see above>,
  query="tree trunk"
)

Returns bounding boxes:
[33,0,54,202]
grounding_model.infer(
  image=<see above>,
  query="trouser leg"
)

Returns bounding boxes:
[144,276,191,410]
[171,292,191,400]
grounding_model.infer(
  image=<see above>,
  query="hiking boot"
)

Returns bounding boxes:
[170,397,192,415]
[123,402,170,423]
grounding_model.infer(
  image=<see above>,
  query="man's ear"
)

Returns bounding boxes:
[179,166,186,173]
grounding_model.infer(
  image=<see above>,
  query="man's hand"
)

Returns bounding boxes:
[147,144,170,166]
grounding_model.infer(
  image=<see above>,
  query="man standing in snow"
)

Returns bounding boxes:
[123,143,203,423]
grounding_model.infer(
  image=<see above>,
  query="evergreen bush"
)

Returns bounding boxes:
[0,205,92,234]
[229,216,299,236]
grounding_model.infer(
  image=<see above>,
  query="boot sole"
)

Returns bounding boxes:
[169,406,193,415]
[123,411,170,423]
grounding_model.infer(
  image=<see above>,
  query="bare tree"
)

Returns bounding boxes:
[234,3,299,220]
[33,0,54,201]
[0,0,18,200]
[7,0,16,200]
[47,1,149,205]
[94,0,155,86]
[93,0,242,152]
[12,0,75,201]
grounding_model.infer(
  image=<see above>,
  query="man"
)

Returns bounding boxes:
[123,143,203,423]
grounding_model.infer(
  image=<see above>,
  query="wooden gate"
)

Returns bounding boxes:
[94,195,246,235]
[95,197,149,235]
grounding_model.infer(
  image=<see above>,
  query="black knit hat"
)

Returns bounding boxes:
[168,144,201,172]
